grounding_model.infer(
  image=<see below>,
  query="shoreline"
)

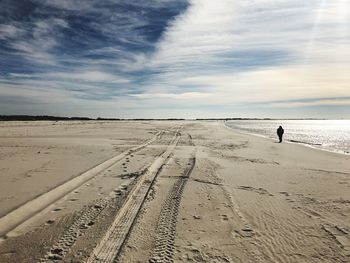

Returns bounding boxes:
[223,121,350,156]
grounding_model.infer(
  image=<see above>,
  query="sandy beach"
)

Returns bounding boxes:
[0,120,349,263]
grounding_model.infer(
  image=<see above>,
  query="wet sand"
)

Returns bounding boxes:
[0,121,349,262]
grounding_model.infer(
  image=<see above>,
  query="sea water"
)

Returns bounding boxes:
[225,120,350,154]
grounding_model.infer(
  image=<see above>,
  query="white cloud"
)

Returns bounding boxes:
[268,99,350,108]
[131,91,211,100]
[45,71,130,84]
[0,24,25,39]
[5,18,71,66]
[184,64,350,103]
[37,0,94,11]
[132,0,350,113]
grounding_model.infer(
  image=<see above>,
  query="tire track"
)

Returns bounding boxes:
[86,130,182,263]
[149,157,196,263]
[41,198,110,262]
[40,168,149,262]
[0,131,164,238]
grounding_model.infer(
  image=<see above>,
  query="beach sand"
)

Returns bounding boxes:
[0,120,349,262]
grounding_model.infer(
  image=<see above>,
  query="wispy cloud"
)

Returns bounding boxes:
[0,0,188,112]
[0,24,25,39]
[267,97,350,108]
[129,0,350,117]
[42,71,130,84]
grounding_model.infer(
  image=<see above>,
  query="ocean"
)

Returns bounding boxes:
[225,120,350,154]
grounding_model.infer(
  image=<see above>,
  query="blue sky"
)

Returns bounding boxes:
[0,0,349,118]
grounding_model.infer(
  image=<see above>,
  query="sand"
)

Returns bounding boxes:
[0,120,349,262]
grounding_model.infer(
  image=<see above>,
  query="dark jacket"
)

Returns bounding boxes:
[277,126,284,136]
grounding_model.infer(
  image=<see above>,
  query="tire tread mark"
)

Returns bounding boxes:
[86,130,182,263]
[41,199,110,262]
[149,157,196,263]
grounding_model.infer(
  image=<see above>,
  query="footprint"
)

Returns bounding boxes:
[120,184,128,190]
[113,189,122,195]
[279,191,290,197]
[52,208,62,212]
[46,219,55,225]
[238,227,254,238]
[87,221,95,226]
[221,214,229,221]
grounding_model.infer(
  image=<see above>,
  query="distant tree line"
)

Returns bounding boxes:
[0,115,186,121]
[0,115,92,121]
[195,118,272,120]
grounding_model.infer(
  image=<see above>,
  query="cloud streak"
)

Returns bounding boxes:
[131,0,350,117]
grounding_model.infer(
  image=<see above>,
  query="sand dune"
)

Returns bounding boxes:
[0,121,349,262]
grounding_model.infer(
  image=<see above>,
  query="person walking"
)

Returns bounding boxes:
[277,126,284,143]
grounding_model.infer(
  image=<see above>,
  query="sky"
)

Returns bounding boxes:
[0,0,349,118]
